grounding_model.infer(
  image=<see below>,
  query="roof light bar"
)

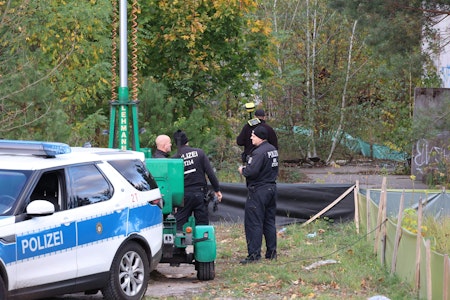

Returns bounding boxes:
[0,140,71,157]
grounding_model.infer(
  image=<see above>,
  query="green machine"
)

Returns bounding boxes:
[107,0,216,281]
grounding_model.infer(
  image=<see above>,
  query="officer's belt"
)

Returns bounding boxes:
[184,186,207,193]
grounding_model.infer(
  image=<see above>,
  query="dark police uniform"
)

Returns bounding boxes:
[173,144,220,230]
[153,149,169,158]
[241,140,279,261]
[236,120,278,164]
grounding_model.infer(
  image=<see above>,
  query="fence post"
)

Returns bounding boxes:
[391,190,405,274]
[354,180,360,234]
[414,197,423,291]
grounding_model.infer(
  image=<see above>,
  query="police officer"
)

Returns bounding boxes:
[153,134,172,158]
[173,130,222,230]
[238,125,279,264]
[236,109,278,164]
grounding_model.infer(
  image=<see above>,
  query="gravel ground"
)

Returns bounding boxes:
[299,163,428,190]
[49,264,206,299]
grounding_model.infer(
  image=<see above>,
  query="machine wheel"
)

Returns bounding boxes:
[196,261,215,281]
[102,242,149,300]
[0,276,6,300]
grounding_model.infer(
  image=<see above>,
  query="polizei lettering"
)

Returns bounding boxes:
[267,150,279,167]
[182,151,198,167]
[21,230,64,254]
[267,150,278,159]
[181,151,199,159]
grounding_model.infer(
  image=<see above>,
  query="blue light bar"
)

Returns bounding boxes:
[0,140,71,157]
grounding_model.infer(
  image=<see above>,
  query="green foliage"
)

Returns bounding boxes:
[0,1,55,137]
[137,79,181,150]
[254,0,424,161]
[423,150,450,188]
[67,109,109,147]
[0,0,112,145]
[139,0,271,114]
[216,161,243,183]
[1,0,444,165]
[27,0,113,109]
[423,216,450,254]
[328,0,423,56]
[400,208,449,254]
[401,208,428,236]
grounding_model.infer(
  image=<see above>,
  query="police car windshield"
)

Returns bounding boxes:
[0,170,30,215]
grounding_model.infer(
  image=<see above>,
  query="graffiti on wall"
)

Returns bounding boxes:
[412,88,450,181]
[413,138,450,176]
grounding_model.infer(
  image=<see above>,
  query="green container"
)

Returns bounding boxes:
[145,158,184,214]
[194,225,217,262]
[140,147,152,158]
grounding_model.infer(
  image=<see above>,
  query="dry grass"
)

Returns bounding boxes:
[194,220,418,299]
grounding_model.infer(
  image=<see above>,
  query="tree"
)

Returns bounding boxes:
[327,0,434,156]
[138,0,271,116]
[0,0,56,138]
[258,0,374,162]
[1,0,112,145]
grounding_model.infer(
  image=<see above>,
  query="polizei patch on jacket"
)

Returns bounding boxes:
[268,150,279,167]
[267,150,278,158]
[181,150,199,167]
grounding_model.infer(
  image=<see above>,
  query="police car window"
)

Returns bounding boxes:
[67,164,113,209]
[0,170,29,215]
[108,159,158,191]
[30,171,62,211]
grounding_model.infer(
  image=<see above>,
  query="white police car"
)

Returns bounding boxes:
[0,140,163,300]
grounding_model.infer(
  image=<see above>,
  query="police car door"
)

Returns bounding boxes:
[14,170,77,290]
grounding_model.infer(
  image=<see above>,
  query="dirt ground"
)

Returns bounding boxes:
[51,163,429,299]
[142,163,430,299]
[50,264,207,299]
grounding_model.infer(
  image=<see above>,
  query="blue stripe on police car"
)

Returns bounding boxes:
[17,223,77,260]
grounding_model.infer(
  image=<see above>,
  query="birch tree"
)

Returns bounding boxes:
[259,0,366,162]
[326,20,358,163]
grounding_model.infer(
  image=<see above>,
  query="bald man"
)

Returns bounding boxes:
[153,135,172,158]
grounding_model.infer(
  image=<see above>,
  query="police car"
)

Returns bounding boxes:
[0,140,163,300]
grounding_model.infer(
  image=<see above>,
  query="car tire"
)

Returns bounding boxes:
[102,241,149,300]
[196,261,215,281]
[0,276,7,299]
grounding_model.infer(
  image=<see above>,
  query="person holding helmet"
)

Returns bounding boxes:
[238,125,279,264]
[172,130,223,230]
[237,108,278,164]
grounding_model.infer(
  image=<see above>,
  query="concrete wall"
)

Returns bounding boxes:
[412,88,450,181]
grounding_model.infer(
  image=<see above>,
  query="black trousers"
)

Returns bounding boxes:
[175,190,208,231]
[244,184,277,259]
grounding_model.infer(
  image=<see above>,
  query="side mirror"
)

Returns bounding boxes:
[26,200,55,216]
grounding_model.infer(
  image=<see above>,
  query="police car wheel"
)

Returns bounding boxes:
[0,276,6,299]
[102,242,149,300]
[196,261,215,281]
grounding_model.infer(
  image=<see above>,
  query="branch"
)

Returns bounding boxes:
[0,42,75,102]
[0,102,52,132]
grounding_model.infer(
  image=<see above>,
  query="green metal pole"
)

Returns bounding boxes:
[118,86,129,150]
[109,0,140,151]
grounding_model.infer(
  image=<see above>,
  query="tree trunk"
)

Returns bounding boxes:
[326,20,358,163]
